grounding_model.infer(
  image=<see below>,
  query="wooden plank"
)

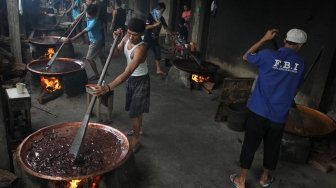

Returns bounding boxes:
[6,0,22,64]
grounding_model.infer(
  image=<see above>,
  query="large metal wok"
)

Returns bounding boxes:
[29,36,74,59]
[27,58,85,76]
[172,59,218,74]
[16,122,130,181]
[285,105,336,137]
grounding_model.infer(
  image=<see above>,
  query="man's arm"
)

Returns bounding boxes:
[110,9,117,30]
[71,30,87,41]
[243,29,278,62]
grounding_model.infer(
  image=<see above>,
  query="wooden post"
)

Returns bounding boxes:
[6,0,23,64]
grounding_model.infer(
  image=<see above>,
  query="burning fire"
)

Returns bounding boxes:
[66,176,101,188]
[45,48,55,58]
[191,74,210,83]
[40,76,62,92]
[68,180,81,188]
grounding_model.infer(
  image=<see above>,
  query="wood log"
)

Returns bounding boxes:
[38,89,63,104]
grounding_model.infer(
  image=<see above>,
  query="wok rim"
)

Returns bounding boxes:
[26,57,85,76]
[29,36,71,46]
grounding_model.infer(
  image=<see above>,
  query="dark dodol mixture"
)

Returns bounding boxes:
[26,128,122,177]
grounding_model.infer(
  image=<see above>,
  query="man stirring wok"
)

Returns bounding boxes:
[93,18,149,153]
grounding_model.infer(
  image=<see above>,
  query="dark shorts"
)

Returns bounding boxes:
[145,38,161,60]
[240,110,284,170]
[125,74,150,118]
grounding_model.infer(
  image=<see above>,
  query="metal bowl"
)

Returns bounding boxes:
[16,122,130,181]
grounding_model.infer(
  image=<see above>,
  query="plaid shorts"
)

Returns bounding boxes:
[125,74,150,118]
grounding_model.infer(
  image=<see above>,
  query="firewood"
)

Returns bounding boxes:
[13,63,26,71]
[38,89,63,104]
[0,47,13,58]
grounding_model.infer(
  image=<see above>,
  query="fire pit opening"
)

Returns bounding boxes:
[27,58,88,103]
[169,59,218,93]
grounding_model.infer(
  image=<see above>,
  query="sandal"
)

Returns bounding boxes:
[259,176,274,187]
[230,174,241,188]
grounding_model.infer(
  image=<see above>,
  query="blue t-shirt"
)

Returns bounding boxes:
[246,47,305,123]
[84,18,102,44]
[71,0,81,19]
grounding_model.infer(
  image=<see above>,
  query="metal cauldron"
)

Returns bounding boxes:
[285,104,336,137]
[29,36,74,59]
[16,122,130,181]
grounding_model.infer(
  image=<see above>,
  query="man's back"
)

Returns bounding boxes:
[246,47,305,123]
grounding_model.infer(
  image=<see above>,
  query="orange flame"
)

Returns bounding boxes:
[66,176,101,188]
[191,74,210,83]
[40,76,62,92]
[45,48,55,59]
[68,179,81,188]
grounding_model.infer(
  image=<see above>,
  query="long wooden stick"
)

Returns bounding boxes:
[45,12,85,70]
[69,35,120,159]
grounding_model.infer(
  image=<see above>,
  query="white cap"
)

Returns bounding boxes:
[286,28,307,44]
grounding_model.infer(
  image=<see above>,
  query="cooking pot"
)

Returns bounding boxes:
[285,105,336,137]
[27,57,85,76]
[29,36,74,59]
[31,25,67,37]
[39,13,57,25]
[16,122,130,181]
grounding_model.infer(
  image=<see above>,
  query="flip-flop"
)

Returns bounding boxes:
[259,176,274,187]
[229,173,240,188]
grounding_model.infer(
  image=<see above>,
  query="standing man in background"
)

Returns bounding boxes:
[71,4,106,81]
[230,28,307,188]
[144,2,169,76]
[110,0,127,32]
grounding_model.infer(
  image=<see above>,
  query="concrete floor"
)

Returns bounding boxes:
[20,37,336,188]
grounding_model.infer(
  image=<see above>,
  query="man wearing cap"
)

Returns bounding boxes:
[93,18,149,153]
[230,28,307,188]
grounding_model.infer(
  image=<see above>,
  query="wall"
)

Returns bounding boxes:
[204,0,336,111]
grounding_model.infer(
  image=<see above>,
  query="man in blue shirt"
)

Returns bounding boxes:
[230,28,307,188]
[71,4,106,81]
